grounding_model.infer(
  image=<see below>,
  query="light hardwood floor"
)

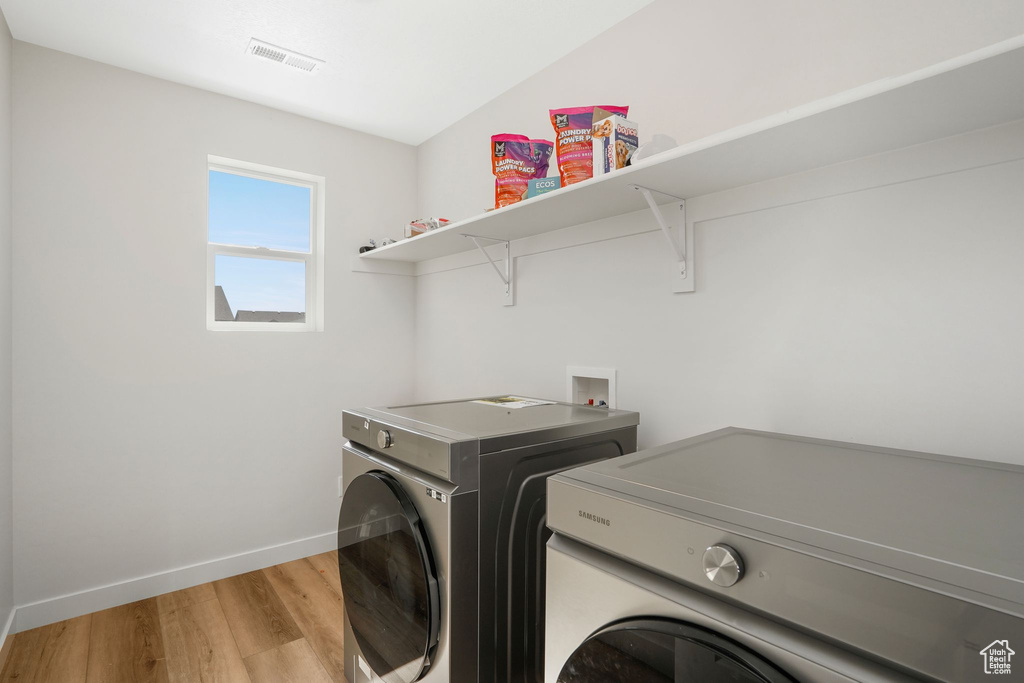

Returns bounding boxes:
[0,551,347,683]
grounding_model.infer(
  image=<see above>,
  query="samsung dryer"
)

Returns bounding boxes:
[337,396,639,683]
[545,428,1023,682]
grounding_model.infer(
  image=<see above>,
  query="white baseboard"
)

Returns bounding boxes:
[0,606,16,669]
[0,607,12,640]
[11,531,336,633]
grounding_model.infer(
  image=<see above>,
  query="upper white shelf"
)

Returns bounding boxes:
[361,38,1024,264]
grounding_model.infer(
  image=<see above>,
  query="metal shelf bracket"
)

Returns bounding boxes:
[463,234,514,306]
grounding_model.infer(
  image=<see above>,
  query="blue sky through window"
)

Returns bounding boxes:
[215,255,305,314]
[209,170,311,316]
[208,171,311,251]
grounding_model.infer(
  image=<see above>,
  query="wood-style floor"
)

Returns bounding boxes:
[0,551,348,683]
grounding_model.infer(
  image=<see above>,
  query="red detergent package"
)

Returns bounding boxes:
[491,134,554,208]
[549,105,629,186]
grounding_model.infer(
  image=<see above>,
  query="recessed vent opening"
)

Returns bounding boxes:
[247,38,324,74]
[285,54,318,72]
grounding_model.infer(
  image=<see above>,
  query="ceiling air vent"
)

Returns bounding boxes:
[246,38,324,74]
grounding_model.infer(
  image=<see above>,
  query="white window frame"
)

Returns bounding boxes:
[206,155,325,332]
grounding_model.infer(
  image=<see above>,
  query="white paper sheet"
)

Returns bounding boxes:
[472,396,555,409]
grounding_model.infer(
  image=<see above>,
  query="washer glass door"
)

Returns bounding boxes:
[338,471,440,683]
[558,619,793,682]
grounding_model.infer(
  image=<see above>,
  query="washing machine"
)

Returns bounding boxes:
[545,428,1024,682]
[337,396,639,683]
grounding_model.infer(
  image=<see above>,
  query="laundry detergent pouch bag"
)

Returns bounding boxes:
[491,134,554,208]
[550,105,628,186]
[531,138,554,177]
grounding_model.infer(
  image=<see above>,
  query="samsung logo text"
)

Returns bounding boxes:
[578,510,611,526]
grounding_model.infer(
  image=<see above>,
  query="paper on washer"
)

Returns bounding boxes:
[472,396,555,409]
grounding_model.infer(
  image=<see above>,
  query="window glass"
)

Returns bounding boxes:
[214,255,305,323]
[208,170,311,252]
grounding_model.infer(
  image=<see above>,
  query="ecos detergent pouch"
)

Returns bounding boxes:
[549,105,628,187]
[491,134,554,209]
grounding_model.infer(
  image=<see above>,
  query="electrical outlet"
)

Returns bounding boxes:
[338,476,344,498]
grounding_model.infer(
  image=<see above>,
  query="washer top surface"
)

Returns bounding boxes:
[359,396,639,446]
[557,427,1024,610]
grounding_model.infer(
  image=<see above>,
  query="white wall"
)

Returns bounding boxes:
[413,0,1024,465]
[7,0,1024,633]
[11,43,418,623]
[418,0,1024,219]
[0,4,12,644]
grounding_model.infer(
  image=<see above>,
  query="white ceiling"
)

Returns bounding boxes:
[0,0,655,144]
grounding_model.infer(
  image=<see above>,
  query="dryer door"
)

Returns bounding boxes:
[338,471,440,683]
[557,619,793,682]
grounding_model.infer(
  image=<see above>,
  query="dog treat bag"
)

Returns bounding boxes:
[549,105,628,186]
[592,112,638,176]
[491,134,554,209]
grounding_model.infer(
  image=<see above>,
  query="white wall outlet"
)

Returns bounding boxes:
[338,476,344,498]
[567,366,617,408]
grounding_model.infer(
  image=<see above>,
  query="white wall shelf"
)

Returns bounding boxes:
[358,38,1024,271]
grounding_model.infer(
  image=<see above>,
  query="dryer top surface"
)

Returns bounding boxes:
[555,428,1024,610]
[356,396,639,451]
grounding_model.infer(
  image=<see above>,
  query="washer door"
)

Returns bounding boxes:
[557,619,793,682]
[338,471,440,683]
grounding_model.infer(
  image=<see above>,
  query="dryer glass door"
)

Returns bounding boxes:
[338,471,440,683]
[558,619,793,682]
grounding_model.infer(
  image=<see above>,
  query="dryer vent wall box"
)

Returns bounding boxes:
[568,366,616,408]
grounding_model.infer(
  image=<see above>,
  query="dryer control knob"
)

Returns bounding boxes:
[377,430,394,449]
[702,545,744,587]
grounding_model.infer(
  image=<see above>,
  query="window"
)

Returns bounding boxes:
[207,156,325,331]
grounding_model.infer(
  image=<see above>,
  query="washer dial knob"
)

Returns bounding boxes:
[377,429,394,449]
[702,545,744,587]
